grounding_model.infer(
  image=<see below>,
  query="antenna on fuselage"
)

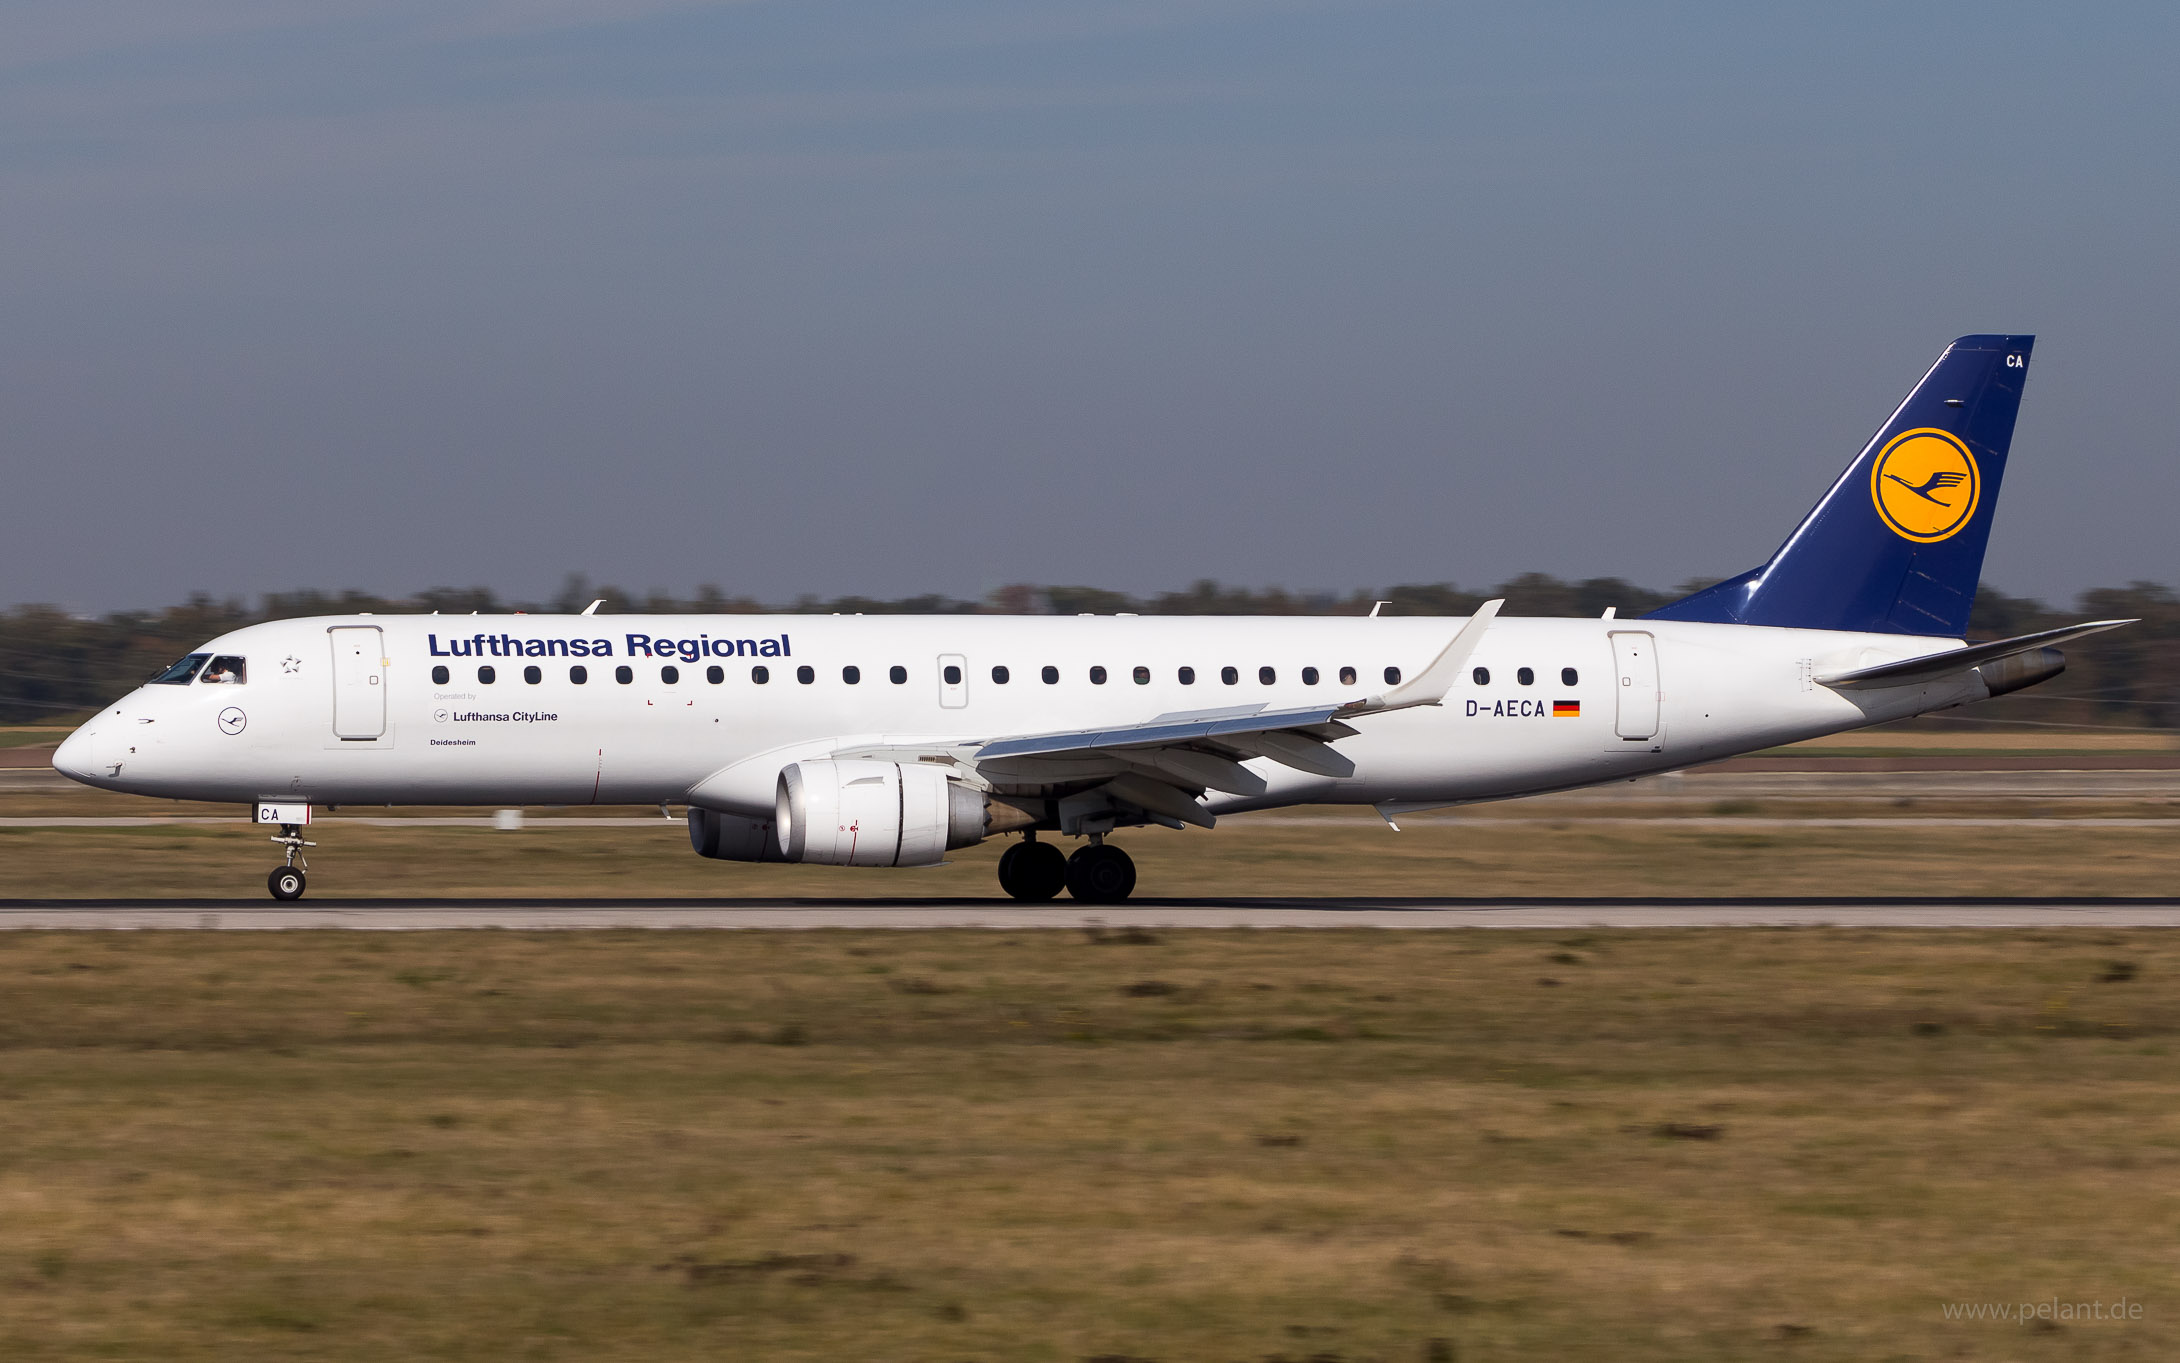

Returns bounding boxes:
[581,600,604,616]
[1369,601,1390,617]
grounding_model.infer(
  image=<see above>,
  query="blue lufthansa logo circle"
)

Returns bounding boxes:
[217,707,247,736]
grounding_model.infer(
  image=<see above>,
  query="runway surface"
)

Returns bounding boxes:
[4,897,2178,929]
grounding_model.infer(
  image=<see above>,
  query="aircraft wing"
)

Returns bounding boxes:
[1814,619,2133,690]
[941,601,1504,828]
[974,703,1361,763]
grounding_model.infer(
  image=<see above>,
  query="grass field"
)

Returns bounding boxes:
[3,810,2180,900]
[2,928,2174,1361]
[0,726,71,750]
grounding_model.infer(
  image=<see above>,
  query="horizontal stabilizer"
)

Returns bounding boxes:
[1815,620,2133,690]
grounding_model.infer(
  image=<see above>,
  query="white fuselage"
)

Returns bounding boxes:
[55,612,1978,818]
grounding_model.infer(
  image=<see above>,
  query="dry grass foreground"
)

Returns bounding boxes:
[6,812,2180,899]
[1,929,2176,1361]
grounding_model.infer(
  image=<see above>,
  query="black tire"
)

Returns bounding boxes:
[1065,844,1136,903]
[268,867,306,902]
[1001,840,1067,902]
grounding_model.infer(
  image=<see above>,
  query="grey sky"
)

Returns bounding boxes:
[3,1,2173,612]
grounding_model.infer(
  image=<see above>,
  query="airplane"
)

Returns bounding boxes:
[51,334,2129,903]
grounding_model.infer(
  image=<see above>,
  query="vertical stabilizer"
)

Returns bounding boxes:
[1648,335,2033,636]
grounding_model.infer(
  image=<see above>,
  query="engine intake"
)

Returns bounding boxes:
[775,759,991,866]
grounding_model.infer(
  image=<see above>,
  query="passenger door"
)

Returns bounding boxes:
[329,626,387,740]
[1609,631,1659,741]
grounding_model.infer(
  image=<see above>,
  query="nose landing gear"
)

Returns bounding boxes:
[267,824,314,901]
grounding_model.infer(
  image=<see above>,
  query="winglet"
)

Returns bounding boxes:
[1342,599,1503,716]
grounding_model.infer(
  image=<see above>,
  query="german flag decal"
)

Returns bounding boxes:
[1552,700,1580,718]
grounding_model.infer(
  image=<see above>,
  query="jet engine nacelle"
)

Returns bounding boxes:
[1975,647,2065,699]
[775,759,993,867]
[687,806,789,863]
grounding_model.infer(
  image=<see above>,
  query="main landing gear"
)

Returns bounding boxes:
[267,823,314,902]
[996,834,1136,903]
[996,837,1067,902]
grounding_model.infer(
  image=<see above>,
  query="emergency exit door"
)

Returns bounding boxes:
[1609,631,1659,741]
[329,626,387,739]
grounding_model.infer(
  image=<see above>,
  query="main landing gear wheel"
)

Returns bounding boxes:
[997,839,1068,902]
[1066,843,1136,903]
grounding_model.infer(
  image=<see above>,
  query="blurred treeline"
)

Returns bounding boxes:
[2,574,2175,729]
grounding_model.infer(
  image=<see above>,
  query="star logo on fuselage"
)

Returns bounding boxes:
[282,656,302,674]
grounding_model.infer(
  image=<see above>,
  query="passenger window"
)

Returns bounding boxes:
[431,665,450,685]
[1178,666,1196,685]
[751,665,769,684]
[1562,667,1579,686]
[944,664,963,685]
[1384,666,1402,685]
[1339,666,1357,686]
[992,665,1010,684]
[524,665,542,685]
[570,665,588,684]
[1133,665,1150,685]
[1517,667,1534,686]
[662,665,680,685]
[201,656,247,684]
[1258,666,1276,685]
[1089,666,1107,685]
[797,665,815,684]
[842,665,861,684]
[890,665,908,684]
[1221,666,1239,685]
[1301,667,1319,686]
[1042,665,1059,684]
[478,665,497,684]
[1472,667,1490,685]
[150,654,210,685]
[707,665,724,684]
[615,665,633,684]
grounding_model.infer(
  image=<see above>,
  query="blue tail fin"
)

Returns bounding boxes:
[1648,334,2034,636]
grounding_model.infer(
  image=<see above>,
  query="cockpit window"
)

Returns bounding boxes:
[150,654,210,685]
[200,656,247,685]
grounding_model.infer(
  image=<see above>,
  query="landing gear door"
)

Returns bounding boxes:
[1609,630,1660,742]
[329,626,388,740]
[937,653,969,709]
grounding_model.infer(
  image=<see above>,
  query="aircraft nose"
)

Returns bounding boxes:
[51,725,101,784]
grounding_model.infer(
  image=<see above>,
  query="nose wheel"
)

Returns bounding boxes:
[267,823,314,901]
